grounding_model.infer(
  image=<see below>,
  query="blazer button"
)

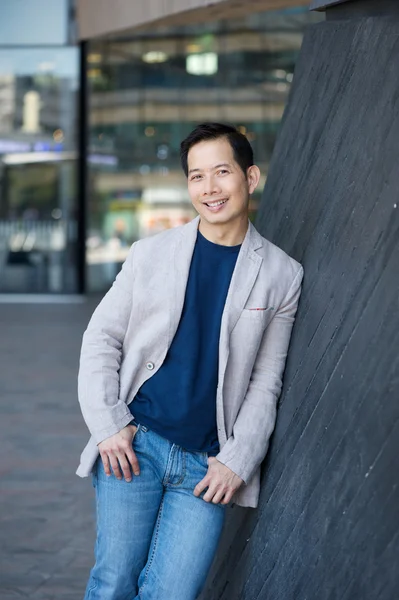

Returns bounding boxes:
[146,361,155,371]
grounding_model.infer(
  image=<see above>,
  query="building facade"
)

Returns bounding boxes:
[0,0,320,294]
[0,0,81,294]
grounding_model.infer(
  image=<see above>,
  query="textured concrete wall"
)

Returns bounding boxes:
[310,0,346,9]
[311,0,399,16]
[200,9,399,600]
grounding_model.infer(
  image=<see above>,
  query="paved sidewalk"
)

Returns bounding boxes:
[0,298,100,600]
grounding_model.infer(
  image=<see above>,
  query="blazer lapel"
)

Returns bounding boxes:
[167,215,200,346]
[218,221,264,385]
[166,216,264,385]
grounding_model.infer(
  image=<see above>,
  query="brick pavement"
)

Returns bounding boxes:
[0,298,100,599]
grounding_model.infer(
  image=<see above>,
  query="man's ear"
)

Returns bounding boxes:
[247,165,261,194]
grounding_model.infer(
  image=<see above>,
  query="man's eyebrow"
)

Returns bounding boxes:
[188,163,232,175]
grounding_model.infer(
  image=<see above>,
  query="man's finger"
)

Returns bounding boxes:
[220,491,233,505]
[101,452,111,476]
[109,455,123,480]
[211,488,226,505]
[126,448,140,476]
[193,476,209,498]
[117,453,132,482]
[203,484,221,503]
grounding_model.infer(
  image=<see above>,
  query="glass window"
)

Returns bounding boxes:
[0,0,69,46]
[0,47,79,293]
[86,7,321,292]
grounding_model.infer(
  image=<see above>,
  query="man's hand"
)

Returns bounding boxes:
[98,424,140,482]
[193,456,243,505]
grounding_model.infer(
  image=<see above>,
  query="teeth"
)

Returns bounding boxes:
[207,199,226,207]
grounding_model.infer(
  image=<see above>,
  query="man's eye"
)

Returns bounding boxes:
[218,169,228,175]
[191,175,201,181]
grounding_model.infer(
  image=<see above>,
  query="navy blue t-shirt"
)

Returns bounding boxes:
[130,229,241,455]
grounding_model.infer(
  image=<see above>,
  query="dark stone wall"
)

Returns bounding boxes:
[200,9,399,600]
[310,0,344,9]
[311,0,399,13]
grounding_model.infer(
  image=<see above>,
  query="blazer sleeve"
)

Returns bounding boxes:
[77,243,137,445]
[215,265,304,484]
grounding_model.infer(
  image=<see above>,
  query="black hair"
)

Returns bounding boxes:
[180,122,254,178]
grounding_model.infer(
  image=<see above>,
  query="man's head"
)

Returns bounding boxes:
[180,122,254,178]
[180,122,260,229]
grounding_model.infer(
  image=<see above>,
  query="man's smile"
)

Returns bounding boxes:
[203,198,228,210]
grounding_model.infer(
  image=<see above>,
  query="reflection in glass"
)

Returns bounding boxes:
[86,8,321,292]
[0,48,79,293]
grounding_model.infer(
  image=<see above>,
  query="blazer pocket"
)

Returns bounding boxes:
[240,306,274,321]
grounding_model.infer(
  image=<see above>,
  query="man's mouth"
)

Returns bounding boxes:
[204,198,228,208]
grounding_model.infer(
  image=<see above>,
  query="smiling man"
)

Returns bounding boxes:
[78,122,304,600]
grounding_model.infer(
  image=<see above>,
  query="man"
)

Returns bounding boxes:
[77,122,304,600]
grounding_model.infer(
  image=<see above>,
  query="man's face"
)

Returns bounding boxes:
[187,137,256,227]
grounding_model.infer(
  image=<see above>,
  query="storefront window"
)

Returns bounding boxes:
[86,7,321,292]
[0,47,79,293]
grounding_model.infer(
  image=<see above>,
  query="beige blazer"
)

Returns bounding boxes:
[77,216,303,508]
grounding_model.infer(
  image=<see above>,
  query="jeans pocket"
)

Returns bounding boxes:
[132,422,141,445]
[200,452,209,469]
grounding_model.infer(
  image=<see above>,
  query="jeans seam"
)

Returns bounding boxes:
[138,493,165,596]
[167,449,186,487]
[162,444,174,485]
[85,580,98,597]
[85,475,100,598]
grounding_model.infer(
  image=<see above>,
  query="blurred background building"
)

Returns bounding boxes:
[0,0,321,295]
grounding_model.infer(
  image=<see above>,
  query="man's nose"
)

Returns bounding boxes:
[202,176,220,196]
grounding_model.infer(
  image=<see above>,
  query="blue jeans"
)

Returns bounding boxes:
[84,422,227,600]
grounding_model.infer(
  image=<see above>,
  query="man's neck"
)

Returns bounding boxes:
[198,216,249,247]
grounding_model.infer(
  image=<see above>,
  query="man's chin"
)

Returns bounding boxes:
[202,217,230,228]
[199,209,232,225]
